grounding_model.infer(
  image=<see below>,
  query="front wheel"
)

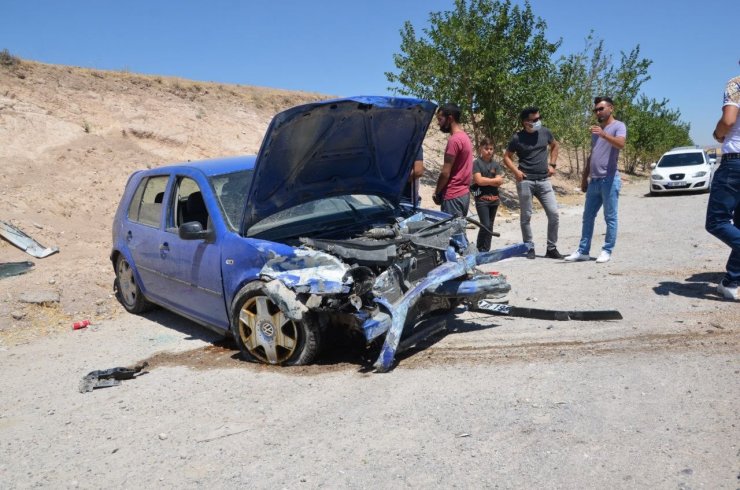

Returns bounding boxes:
[231,282,320,366]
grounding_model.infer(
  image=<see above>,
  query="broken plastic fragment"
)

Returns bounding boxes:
[0,261,34,279]
[0,221,59,258]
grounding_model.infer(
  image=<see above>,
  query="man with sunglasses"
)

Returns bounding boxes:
[503,106,563,259]
[564,96,627,264]
[707,72,740,301]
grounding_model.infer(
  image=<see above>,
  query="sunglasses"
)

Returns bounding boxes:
[526,117,541,123]
[593,106,608,113]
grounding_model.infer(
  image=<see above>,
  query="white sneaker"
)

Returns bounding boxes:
[718,281,739,300]
[596,250,611,263]
[564,251,590,262]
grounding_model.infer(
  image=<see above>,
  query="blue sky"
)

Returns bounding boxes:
[1,0,736,146]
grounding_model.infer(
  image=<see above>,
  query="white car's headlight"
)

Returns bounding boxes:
[692,171,707,178]
[651,174,663,181]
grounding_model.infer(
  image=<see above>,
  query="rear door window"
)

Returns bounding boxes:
[127,176,169,227]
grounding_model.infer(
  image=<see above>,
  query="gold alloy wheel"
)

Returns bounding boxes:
[238,295,299,364]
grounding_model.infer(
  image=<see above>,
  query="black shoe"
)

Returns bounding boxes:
[526,248,535,259]
[545,247,564,259]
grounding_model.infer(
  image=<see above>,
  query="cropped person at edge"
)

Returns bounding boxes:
[707,69,740,301]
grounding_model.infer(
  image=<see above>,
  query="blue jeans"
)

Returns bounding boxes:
[577,175,621,255]
[705,158,740,284]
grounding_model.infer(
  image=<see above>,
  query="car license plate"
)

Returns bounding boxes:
[666,181,686,187]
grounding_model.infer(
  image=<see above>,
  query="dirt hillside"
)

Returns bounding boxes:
[1,59,465,339]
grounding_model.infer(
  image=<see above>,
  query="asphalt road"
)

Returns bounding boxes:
[0,181,737,489]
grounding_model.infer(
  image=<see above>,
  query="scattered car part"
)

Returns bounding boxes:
[0,220,59,258]
[79,362,149,393]
[473,299,623,321]
[0,260,34,279]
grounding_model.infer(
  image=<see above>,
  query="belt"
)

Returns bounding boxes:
[524,177,549,182]
[721,153,740,162]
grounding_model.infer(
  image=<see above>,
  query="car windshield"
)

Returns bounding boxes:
[657,153,705,167]
[210,170,254,230]
[247,194,395,240]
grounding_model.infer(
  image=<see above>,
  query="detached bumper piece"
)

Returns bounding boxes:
[474,299,623,321]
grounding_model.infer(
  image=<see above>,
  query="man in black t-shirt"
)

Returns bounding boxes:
[503,106,563,259]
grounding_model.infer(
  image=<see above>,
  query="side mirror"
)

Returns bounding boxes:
[178,221,212,240]
[650,162,656,169]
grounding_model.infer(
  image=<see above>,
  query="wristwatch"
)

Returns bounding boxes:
[549,163,557,169]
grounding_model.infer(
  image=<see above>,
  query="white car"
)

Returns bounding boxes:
[650,146,716,194]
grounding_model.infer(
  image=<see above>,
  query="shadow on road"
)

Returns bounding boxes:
[653,272,727,302]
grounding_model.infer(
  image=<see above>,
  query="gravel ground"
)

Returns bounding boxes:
[0,181,738,489]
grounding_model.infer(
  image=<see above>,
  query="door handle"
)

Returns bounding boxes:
[126,230,133,242]
[159,242,170,258]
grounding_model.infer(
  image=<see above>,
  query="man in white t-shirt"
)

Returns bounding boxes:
[707,72,740,300]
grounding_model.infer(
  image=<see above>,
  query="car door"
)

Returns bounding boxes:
[124,174,172,304]
[159,175,229,329]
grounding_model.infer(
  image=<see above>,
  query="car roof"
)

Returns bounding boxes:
[143,155,257,177]
[663,146,704,155]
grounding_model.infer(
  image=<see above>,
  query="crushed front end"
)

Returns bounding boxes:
[258,210,527,371]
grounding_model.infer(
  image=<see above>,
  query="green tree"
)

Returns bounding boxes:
[621,96,692,173]
[385,0,560,149]
[548,33,612,175]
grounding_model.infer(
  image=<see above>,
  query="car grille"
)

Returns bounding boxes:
[408,249,439,282]
[669,173,685,180]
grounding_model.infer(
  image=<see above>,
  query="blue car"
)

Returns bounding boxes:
[111,96,525,371]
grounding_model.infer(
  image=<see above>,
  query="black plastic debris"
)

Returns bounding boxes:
[474,299,623,321]
[0,261,34,280]
[79,362,149,393]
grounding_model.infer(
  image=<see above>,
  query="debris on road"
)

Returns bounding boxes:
[0,261,34,279]
[78,362,149,393]
[474,299,623,321]
[0,220,59,258]
[72,320,91,330]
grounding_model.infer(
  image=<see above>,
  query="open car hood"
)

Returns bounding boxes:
[242,96,437,230]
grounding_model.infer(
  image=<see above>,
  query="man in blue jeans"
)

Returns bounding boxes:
[565,96,627,264]
[707,73,740,301]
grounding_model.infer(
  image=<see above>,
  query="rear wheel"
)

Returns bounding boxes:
[231,282,320,365]
[114,255,153,313]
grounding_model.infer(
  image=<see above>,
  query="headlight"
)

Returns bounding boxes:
[692,171,707,178]
[651,174,663,181]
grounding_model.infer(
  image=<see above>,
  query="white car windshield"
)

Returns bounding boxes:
[658,153,705,167]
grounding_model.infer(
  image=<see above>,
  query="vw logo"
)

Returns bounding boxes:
[258,321,274,337]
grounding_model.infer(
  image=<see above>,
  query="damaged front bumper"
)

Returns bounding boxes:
[259,240,529,371]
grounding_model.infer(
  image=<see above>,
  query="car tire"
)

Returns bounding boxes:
[231,282,320,366]
[114,255,153,314]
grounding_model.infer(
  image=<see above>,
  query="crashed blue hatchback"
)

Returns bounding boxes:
[111,96,526,371]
